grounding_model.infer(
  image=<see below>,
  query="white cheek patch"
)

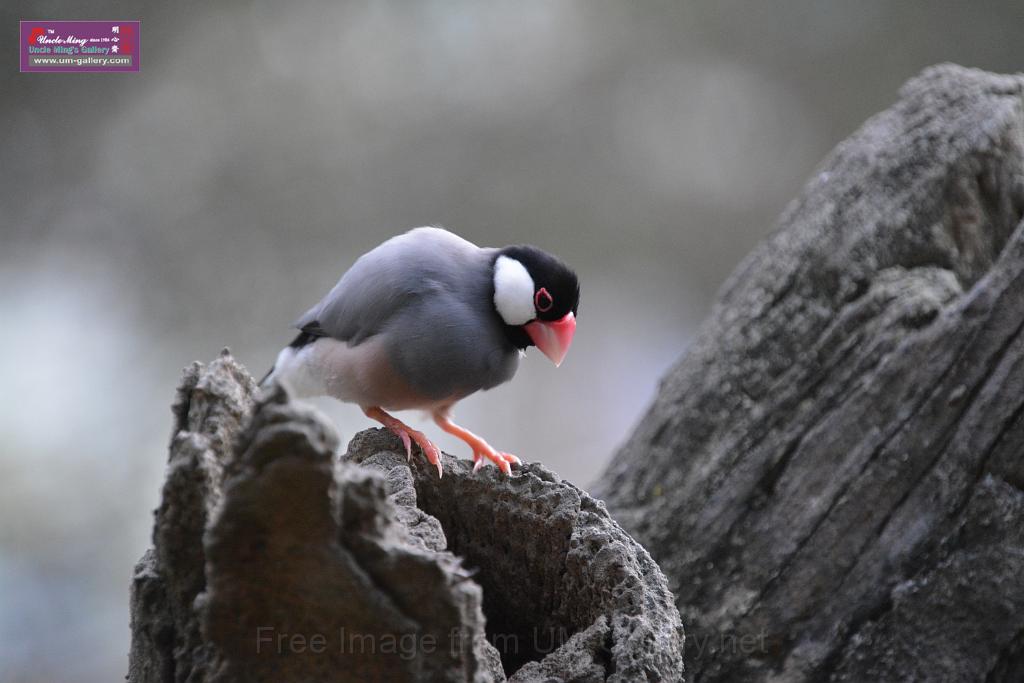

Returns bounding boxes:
[493,255,535,325]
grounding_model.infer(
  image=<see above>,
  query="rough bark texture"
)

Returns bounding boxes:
[594,64,1024,681]
[128,351,684,682]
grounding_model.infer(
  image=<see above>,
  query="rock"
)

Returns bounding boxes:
[346,429,684,681]
[594,64,1024,681]
[129,351,683,682]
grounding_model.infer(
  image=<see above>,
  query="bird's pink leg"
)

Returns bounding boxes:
[432,412,520,475]
[363,406,443,478]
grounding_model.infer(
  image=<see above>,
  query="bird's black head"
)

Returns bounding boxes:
[499,245,579,321]
[492,245,579,364]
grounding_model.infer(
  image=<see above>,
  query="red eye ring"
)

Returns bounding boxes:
[535,287,554,312]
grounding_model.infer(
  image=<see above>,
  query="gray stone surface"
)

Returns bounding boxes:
[346,429,685,681]
[594,64,1024,681]
[129,350,684,682]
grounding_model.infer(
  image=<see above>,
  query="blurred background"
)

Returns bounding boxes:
[1,1,1021,680]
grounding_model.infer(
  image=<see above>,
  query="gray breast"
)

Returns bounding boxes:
[384,267,520,402]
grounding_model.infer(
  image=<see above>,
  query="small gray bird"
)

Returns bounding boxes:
[263,226,579,477]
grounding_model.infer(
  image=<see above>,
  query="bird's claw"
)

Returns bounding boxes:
[396,430,412,461]
[392,429,442,478]
[411,434,443,479]
[422,440,444,479]
[433,414,518,477]
[472,450,519,475]
[368,407,444,478]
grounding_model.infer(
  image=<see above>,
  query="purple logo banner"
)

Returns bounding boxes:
[20,20,140,72]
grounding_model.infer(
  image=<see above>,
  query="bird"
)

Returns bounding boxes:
[262,226,580,477]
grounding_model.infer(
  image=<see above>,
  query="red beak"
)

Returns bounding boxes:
[525,312,576,367]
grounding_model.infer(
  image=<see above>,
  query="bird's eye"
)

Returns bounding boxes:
[534,287,554,312]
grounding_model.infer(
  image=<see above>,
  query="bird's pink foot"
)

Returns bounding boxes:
[363,406,443,478]
[472,450,520,474]
[433,413,519,475]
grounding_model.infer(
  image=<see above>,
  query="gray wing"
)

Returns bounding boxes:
[295,226,490,345]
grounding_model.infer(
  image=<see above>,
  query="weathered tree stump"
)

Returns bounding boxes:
[128,352,684,682]
[594,64,1024,681]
